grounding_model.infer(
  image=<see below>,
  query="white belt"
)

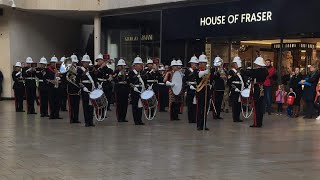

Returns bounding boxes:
[158,83,165,85]
[232,81,242,84]
[187,82,197,85]
[82,80,91,83]
[118,81,127,84]
[147,80,158,83]
[134,85,142,87]
[38,80,44,82]
[98,78,108,82]
[25,77,36,80]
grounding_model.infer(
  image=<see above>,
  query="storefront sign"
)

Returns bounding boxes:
[200,11,272,26]
[162,0,320,40]
[124,34,153,42]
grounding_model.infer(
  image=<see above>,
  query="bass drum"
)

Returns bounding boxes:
[171,71,183,95]
[89,89,108,109]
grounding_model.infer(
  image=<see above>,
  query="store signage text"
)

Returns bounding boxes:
[200,11,272,26]
[124,34,153,42]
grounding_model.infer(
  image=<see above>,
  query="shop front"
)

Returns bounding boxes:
[161,0,320,73]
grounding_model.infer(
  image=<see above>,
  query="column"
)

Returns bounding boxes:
[94,15,101,59]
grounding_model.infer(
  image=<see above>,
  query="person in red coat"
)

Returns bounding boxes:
[263,59,276,115]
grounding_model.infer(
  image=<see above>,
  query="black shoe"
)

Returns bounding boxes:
[90,124,95,127]
[303,116,312,119]
[216,117,223,120]
[49,116,55,119]
[138,122,145,125]
[61,109,67,112]
[44,114,50,117]
[250,125,262,128]
[40,115,45,117]
[72,121,81,124]
[268,112,271,115]
[85,124,90,127]
[107,108,112,111]
[56,117,63,119]
[238,120,243,122]
[118,120,128,122]
[225,109,229,113]
[197,128,203,131]
[205,128,210,131]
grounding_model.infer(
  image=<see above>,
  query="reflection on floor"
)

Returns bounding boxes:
[0,100,319,179]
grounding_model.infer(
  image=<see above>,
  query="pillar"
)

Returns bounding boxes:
[94,15,101,59]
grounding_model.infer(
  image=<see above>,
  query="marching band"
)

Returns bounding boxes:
[12,53,270,129]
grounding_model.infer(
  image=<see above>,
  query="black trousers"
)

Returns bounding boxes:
[68,95,80,123]
[196,88,210,129]
[187,90,196,123]
[102,83,113,109]
[131,91,143,125]
[231,92,241,122]
[305,100,315,118]
[60,87,68,111]
[116,86,129,122]
[254,96,265,127]
[25,86,36,113]
[170,102,180,120]
[48,87,61,118]
[39,87,49,116]
[82,92,94,126]
[158,85,167,111]
[215,91,224,118]
[14,87,24,111]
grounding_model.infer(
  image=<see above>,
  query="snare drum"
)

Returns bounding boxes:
[140,90,157,110]
[89,89,108,109]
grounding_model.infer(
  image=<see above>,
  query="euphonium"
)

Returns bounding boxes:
[196,64,211,92]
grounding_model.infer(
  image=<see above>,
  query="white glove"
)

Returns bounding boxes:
[15,72,21,76]
[190,85,196,90]
[166,81,175,87]
[133,87,139,93]
[235,88,240,92]
[98,84,102,89]
[148,86,152,90]
[83,87,89,92]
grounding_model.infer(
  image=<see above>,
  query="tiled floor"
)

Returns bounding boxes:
[0,100,319,179]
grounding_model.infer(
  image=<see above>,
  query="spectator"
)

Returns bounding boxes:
[263,59,276,115]
[301,63,320,119]
[275,84,286,115]
[289,67,303,117]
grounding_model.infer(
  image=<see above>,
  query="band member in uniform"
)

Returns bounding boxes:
[184,55,198,123]
[23,57,37,114]
[78,54,96,127]
[36,57,49,117]
[195,54,210,130]
[165,60,182,121]
[246,56,269,127]
[59,56,68,111]
[95,53,113,111]
[44,56,62,119]
[66,55,81,124]
[213,56,225,119]
[12,62,25,112]
[158,65,168,112]
[228,56,244,123]
[144,58,161,116]
[128,56,146,125]
[114,59,129,122]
